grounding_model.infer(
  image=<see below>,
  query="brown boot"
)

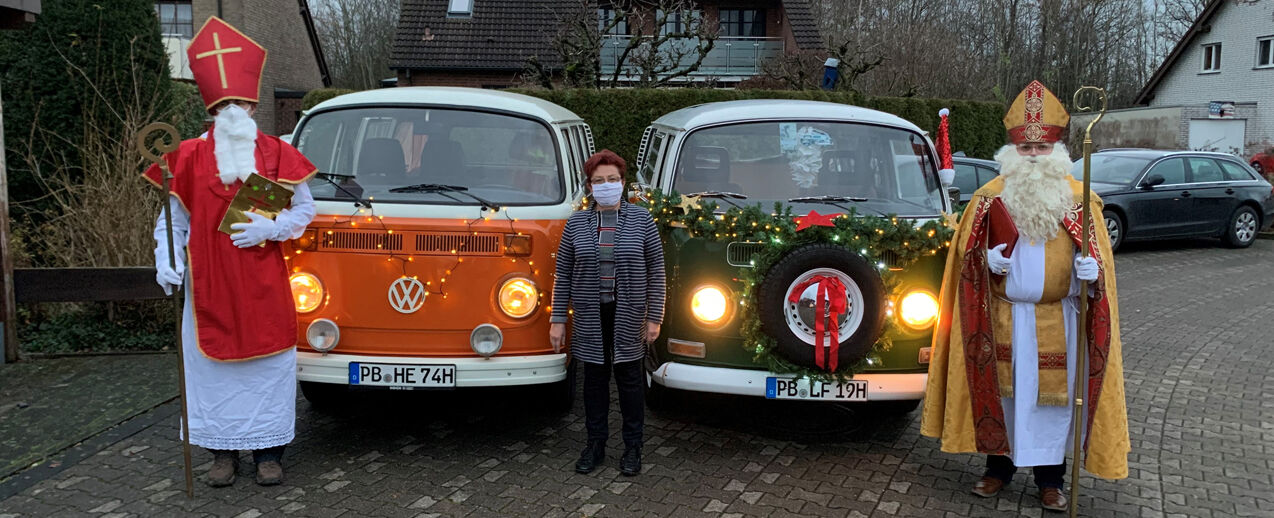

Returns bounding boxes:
[206,453,239,487]
[971,476,1007,498]
[255,460,284,486]
[1040,487,1068,512]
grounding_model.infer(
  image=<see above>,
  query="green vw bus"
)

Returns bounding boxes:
[635,100,952,412]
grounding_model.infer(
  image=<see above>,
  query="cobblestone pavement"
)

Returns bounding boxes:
[0,239,1271,517]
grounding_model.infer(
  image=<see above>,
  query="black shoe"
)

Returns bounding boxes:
[620,446,641,476]
[574,440,605,474]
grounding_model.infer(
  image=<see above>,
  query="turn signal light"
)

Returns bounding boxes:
[504,234,532,256]
[292,229,318,251]
[290,272,324,313]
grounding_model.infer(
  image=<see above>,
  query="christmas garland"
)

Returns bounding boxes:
[642,191,954,382]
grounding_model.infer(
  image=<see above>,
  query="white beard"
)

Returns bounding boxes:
[212,104,259,185]
[994,143,1075,244]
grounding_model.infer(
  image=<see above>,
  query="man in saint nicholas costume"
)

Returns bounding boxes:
[920,81,1129,511]
[145,17,317,487]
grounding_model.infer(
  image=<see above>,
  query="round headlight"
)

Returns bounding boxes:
[306,318,340,353]
[470,323,503,357]
[690,285,729,325]
[290,272,323,313]
[498,277,538,318]
[899,290,939,329]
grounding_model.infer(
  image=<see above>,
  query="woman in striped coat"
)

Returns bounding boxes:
[549,150,666,477]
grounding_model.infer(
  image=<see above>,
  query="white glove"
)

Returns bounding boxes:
[154,249,185,296]
[229,211,277,248]
[1074,256,1099,282]
[987,243,1011,276]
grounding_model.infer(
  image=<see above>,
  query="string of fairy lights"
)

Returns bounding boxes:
[641,191,955,381]
[285,200,540,301]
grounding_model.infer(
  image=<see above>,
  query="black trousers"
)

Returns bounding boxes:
[209,446,286,464]
[986,455,1066,489]
[582,301,645,448]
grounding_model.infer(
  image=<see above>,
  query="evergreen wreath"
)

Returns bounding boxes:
[642,191,954,382]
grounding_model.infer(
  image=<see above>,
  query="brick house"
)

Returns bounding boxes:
[154,0,330,135]
[391,0,824,88]
[1086,0,1274,155]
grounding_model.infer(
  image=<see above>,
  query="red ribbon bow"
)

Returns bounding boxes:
[788,275,848,371]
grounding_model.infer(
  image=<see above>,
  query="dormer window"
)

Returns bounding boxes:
[448,0,473,18]
[1202,43,1221,72]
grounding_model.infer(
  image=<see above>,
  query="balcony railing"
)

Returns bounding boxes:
[599,35,784,80]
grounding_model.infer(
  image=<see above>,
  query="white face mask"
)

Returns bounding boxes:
[591,180,624,206]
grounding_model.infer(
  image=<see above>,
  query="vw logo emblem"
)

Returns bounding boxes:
[388,277,427,314]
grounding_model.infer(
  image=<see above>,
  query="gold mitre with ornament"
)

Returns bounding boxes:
[1003,80,1069,144]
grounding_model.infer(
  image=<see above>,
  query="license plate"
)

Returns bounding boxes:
[348,363,456,389]
[765,377,868,401]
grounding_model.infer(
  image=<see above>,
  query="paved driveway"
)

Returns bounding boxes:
[1,239,1270,517]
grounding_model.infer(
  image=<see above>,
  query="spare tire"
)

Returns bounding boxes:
[755,243,886,371]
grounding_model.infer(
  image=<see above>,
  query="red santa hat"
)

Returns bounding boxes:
[935,108,955,186]
[186,17,267,112]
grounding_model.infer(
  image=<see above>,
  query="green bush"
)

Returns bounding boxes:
[513,89,1008,164]
[20,302,176,355]
[302,88,357,111]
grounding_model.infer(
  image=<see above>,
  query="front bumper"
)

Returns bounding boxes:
[650,361,926,401]
[297,351,569,387]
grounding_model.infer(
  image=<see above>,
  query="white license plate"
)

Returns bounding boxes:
[765,377,868,401]
[348,363,456,389]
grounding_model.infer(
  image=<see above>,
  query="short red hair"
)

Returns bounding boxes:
[584,149,627,180]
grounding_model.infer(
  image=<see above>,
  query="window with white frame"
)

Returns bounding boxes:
[1257,36,1274,68]
[153,1,193,38]
[1202,43,1221,72]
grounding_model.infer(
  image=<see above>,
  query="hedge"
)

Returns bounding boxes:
[298,87,1007,162]
[514,89,1008,163]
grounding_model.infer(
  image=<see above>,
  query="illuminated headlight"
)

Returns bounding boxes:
[290,272,323,313]
[470,324,503,357]
[306,318,340,353]
[690,285,730,325]
[899,290,939,329]
[498,277,538,318]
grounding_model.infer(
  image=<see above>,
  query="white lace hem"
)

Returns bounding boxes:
[186,430,294,451]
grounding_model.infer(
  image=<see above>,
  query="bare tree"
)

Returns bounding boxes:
[522,0,718,89]
[312,0,400,90]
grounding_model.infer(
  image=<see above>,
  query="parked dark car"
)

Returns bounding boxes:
[950,155,1000,204]
[1072,149,1274,250]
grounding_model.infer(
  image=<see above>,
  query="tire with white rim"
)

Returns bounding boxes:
[755,244,886,371]
[1223,205,1260,248]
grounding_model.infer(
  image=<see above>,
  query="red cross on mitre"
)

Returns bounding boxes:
[186,17,266,111]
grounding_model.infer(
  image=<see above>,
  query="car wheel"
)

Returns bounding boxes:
[1223,205,1260,248]
[1103,209,1124,252]
[645,373,671,412]
[755,244,886,372]
[300,381,349,410]
[544,358,577,413]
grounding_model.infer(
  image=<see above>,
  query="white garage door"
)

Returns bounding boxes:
[1188,119,1246,154]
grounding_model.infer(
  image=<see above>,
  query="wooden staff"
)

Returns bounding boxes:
[138,122,194,498]
[1069,86,1106,517]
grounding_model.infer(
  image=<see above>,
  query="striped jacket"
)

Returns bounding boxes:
[550,201,666,365]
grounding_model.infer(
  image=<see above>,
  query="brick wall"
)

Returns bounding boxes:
[191,0,325,135]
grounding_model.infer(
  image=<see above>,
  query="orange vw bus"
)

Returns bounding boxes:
[284,88,593,408]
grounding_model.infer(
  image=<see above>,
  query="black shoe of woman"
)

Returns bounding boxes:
[620,446,641,476]
[575,440,605,474]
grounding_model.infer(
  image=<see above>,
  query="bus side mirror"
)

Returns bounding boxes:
[628,181,650,204]
[946,186,961,208]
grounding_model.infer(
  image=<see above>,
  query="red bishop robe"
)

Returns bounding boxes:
[143,129,317,361]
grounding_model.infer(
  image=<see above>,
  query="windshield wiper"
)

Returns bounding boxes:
[787,195,885,217]
[684,191,748,209]
[317,172,372,209]
[388,183,498,210]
